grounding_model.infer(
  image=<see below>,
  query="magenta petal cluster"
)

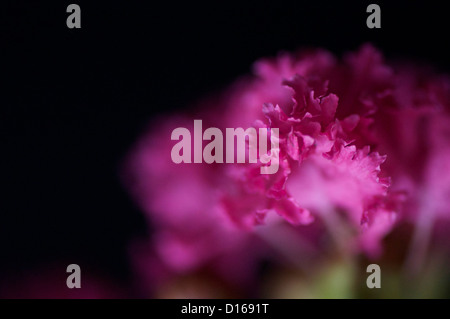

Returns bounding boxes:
[124,44,450,288]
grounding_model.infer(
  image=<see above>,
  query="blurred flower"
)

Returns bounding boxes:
[123,44,450,296]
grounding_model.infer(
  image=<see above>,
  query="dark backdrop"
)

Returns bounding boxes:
[1,1,449,288]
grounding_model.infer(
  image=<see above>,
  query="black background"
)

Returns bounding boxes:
[1,1,449,290]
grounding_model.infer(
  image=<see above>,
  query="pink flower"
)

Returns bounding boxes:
[218,46,397,257]
[123,44,450,292]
